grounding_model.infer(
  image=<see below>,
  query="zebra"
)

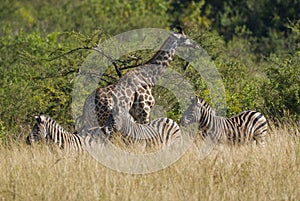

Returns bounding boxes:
[112,107,182,152]
[27,114,181,153]
[180,96,268,145]
[26,115,107,153]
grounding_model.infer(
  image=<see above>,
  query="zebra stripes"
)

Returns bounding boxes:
[27,114,181,153]
[180,96,268,145]
[26,115,107,153]
[115,109,182,151]
[149,118,181,144]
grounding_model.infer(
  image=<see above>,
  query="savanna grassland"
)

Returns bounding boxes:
[1,122,299,201]
[1,1,300,201]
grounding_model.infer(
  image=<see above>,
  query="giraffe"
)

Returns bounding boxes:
[110,31,199,138]
[78,31,198,136]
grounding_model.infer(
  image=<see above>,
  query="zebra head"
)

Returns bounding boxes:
[180,96,214,127]
[180,96,201,126]
[26,115,49,145]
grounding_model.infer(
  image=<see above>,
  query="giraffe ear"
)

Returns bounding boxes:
[175,26,184,34]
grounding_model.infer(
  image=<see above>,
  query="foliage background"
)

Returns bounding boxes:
[0,0,299,141]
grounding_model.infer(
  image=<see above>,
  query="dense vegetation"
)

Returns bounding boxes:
[0,0,299,142]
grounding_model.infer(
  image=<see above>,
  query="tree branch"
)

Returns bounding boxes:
[44,47,91,61]
[93,46,122,78]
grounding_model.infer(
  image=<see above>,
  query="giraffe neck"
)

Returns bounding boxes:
[146,35,177,68]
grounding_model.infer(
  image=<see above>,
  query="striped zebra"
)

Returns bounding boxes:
[114,109,182,151]
[26,115,107,153]
[27,114,181,153]
[180,96,268,145]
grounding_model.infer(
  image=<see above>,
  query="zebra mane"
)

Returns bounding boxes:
[38,114,59,126]
[36,114,55,123]
[191,96,214,113]
[37,115,71,136]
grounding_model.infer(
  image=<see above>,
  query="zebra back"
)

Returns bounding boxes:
[114,108,182,151]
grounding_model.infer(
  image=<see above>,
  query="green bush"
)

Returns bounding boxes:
[262,54,300,121]
[0,27,91,136]
[0,0,299,141]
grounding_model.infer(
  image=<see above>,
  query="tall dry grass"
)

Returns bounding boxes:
[1,122,299,201]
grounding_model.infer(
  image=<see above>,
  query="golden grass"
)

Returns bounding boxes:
[1,122,299,201]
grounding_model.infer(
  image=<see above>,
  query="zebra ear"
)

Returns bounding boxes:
[196,96,202,103]
[34,115,42,123]
[190,96,196,103]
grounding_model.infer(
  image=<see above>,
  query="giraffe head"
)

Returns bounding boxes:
[148,31,199,66]
[171,31,199,49]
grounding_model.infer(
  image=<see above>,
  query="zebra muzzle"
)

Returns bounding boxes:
[26,136,32,145]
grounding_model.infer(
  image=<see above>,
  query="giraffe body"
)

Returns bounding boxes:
[78,32,198,136]
[111,32,199,138]
[78,83,154,132]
